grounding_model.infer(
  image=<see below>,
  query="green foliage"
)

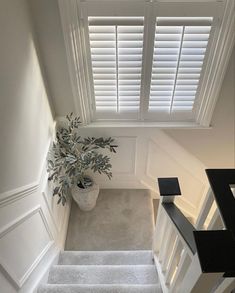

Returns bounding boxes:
[47,113,118,205]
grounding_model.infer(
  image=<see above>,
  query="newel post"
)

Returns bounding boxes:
[153,177,182,258]
[158,177,182,203]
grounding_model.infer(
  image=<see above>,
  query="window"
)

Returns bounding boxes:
[88,16,212,121]
[59,0,234,126]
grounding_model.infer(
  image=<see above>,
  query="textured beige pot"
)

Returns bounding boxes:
[71,181,99,211]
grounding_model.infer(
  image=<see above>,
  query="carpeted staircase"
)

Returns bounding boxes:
[38,250,162,293]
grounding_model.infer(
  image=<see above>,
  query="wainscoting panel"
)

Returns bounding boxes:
[0,206,53,288]
[42,182,65,235]
[0,160,70,293]
[76,127,208,220]
[89,135,140,188]
[110,136,137,175]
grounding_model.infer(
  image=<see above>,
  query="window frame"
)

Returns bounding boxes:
[58,0,235,127]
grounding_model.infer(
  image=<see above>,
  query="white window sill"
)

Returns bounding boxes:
[69,119,211,129]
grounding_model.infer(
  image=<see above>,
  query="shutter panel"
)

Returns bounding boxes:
[149,18,212,113]
[88,18,144,116]
[89,25,117,112]
[118,25,143,112]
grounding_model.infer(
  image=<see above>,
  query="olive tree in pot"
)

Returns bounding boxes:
[47,113,117,211]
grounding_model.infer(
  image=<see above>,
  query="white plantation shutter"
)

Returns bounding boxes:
[88,17,144,117]
[149,17,212,113]
[89,24,117,112]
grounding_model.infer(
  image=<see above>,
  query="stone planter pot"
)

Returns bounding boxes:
[71,180,99,211]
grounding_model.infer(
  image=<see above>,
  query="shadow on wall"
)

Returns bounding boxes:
[0,0,54,194]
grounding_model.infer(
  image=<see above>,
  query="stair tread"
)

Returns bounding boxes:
[59,250,153,265]
[38,284,162,293]
[48,265,158,285]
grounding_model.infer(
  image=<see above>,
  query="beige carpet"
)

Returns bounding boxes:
[65,189,155,251]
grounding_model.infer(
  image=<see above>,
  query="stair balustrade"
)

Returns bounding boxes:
[153,170,235,293]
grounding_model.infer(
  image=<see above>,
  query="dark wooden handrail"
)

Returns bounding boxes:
[158,170,235,277]
[162,203,197,254]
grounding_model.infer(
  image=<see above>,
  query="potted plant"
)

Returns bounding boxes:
[47,113,117,211]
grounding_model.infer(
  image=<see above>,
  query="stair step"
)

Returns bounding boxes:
[59,250,153,265]
[38,284,162,293]
[48,265,158,285]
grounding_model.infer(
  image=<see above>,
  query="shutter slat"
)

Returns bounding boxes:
[118,80,141,85]
[119,96,140,100]
[151,85,174,90]
[95,97,117,101]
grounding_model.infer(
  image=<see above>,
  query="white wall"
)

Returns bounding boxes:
[0,0,54,193]
[165,48,235,168]
[0,1,70,292]
[28,0,74,116]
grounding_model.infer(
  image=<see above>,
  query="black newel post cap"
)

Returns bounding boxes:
[158,177,181,196]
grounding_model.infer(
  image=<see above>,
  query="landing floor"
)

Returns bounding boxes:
[65,189,156,250]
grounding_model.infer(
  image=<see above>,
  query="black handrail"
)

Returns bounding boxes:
[162,203,197,254]
[158,170,235,277]
[158,177,197,254]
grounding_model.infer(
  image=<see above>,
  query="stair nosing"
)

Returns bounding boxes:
[51,264,156,268]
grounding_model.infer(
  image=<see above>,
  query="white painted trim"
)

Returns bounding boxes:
[58,197,71,249]
[0,182,39,208]
[154,254,169,293]
[207,208,224,230]
[196,0,235,126]
[19,241,54,288]
[58,0,92,124]
[164,236,180,285]
[0,206,54,288]
[0,257,20,289]
[112,136,137,176]
[42,189,59,235]
[145,140,157,182]
[31,246,60,293]
[57,116,211,128]
[170,249,191,293]
[195,187,214,229]
[0,206,53,240]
